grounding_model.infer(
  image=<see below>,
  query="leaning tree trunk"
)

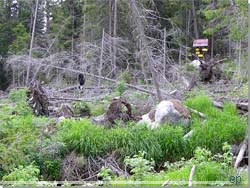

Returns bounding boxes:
[26,0,39,85]
[129,0,162,102]
[191,0,199,39]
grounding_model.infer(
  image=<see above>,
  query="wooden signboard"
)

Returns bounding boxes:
[193,39,208,47]
[193,39,208,58]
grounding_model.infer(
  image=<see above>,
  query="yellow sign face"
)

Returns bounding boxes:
[195,48,200,51]
[202,48,208,52]
[196,51,200,55]
[198,54,204,57]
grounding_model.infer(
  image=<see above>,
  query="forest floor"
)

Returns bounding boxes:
[0,78,248,186]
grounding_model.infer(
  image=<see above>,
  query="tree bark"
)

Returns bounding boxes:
[191,0,199,39]
[188,165,196,187]
[163,27,166,76]
[98,29,105,87]
[211,33,214,58]
[130,0,162,101]
[234,138,248,169]
[29,60,159,96]
[26,0,39,85]
[112,0,117,75]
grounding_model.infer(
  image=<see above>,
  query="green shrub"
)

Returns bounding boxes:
[58,119,187,166]
[0,115,38,175]
[8,88,28,102]
[98,167,114,181]
[185,64,196,71]
[15,101,33,116]
[90,103,106,116]
[119,70,132,84]
[125,151,155,180]
[72,101,90,117]
[115,81,127,96]
[2,163,40,181]
[184,95,246,154]
[114,145,235,185]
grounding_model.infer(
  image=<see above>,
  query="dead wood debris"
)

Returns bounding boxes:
[234,137,248,169]
[27,80,49,116]
[92,97,141,127]
[61,151,128,181]
[188,165,195,187]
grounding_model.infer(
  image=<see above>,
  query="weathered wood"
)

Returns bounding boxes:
[161,179,170,187]
[234,138,248,169]
[30,61,160,96]
[184,130,194,139]
[187,107,206,118]
[213,101,223,109]
[236,102,248,111]
[27,80,49,116]
[106,97,133,125]
[188,165,195,187]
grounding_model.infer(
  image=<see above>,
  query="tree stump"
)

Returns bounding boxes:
[27,80,49,116]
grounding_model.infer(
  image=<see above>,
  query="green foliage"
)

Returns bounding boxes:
[2,163,40,181]
[114,145,235,185]
[115,81,127,96]
[8,88,28,102]
[89,103,106,116]
[7,88,32,116]
[125,151,155,180]
[72,101,91,117]
[98,167,114,182]
[0,115,38,176]
[42,160,61,180]
[185,63,196,71]
[119,70,132,84]
[184,95,246,154]
[58,119,186,165]
[8,23,30,54]
[164,145,234,185]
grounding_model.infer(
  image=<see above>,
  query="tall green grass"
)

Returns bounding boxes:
[58,119,187,165]
[185,95,246,154]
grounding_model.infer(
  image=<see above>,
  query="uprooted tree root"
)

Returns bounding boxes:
[27,80,49,116]
[61,151,128,181]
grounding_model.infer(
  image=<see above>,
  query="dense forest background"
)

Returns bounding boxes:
[0,0,248,186]
[0,0,248,90]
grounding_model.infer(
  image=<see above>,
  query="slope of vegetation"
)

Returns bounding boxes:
[0,88,247,185]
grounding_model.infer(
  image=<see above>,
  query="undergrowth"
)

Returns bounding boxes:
[184,95,246,154]
[57,119,187,166]
[0,89,247,184]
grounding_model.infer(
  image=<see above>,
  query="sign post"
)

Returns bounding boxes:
[193,39,208,58]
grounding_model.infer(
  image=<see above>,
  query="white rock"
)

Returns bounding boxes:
[138,100,191,129]
[190,60,204,69]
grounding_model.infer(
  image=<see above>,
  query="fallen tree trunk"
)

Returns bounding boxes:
[30,61,159,96]
[213,101,223,109]
[234,137,248,169]
[236,102,248,112]
[56,85,115,93]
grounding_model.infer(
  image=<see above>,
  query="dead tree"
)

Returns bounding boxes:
[26,0,39,85]
[129,0,162,101]
[27,80,49,116]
